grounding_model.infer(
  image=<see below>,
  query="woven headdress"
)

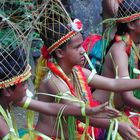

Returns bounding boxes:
[115,0,140,23]
[0,1,33,32]
[100,0,140,30]
[0,15,31,89]
[34,0,83,90]
[34,0,83,56]
[101,0,140,48]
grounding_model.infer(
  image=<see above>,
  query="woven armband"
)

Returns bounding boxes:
[23,97,31,109]
[121,76,130,79]
[87,69,97,83]
[81,104,86,117]
[107,119,119,140]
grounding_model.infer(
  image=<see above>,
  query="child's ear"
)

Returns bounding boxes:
[55,48,64,58]
[127,22,136,31]
[3,88,12,97]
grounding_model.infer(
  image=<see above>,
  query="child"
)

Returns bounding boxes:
[34,0,140,139]
[92,0,140,139]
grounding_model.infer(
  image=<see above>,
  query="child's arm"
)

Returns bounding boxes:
[83,67,140,92]
[0,116,9,139]
[78,117,139,140]
[16,97,119,118]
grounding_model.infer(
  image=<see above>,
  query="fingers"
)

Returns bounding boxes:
[105,113,118,119]
[125,130,139,140]
[103,107,121,119]
[91,105,120,119]
[123,125,139,140]
[99,102,108,109]
[125,133,136,140]
[90,102,121,119]
[105,112,119,119]
[119,122,140,140]
[90,102,109,114]
[105,106,120,117]
[93,102,108,112]
[131,125,140,132]
[130,125,140,140]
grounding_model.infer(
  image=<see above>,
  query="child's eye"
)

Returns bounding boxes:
[75,45,81,49]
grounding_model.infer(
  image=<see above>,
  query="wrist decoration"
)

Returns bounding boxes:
[107,119,119,140]
[23,97,31,109]
[81,103,86,117]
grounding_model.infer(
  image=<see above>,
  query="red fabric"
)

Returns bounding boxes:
[76,119,100,139]
[82,34,102,52]
[41,45,50,59]
[124,107,140,136]
[37,136,43,140]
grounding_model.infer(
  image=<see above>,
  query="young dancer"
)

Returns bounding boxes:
[34,1,140,139]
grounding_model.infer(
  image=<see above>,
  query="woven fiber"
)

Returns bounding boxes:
[115,0,140,23]
[0,15,31,88]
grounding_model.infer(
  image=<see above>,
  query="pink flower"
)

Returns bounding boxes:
[71,19,83,32]
[75,20,83,30]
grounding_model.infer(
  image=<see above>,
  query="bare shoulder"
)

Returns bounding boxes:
[111,41,126,50]
[0,116,9,138]
[38,72,70,97]
[110,41,127,56]
[81,67,92,79]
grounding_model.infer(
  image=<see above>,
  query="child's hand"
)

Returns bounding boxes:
[118,122,140,140]
[90,102,120,119]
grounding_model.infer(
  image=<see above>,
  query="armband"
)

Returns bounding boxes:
[23,97,31,109]
[81,104,86,117]
[87,69,97,83]
[121,76,130,79]
[107,119,119,140]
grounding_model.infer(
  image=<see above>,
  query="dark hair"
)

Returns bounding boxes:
[35,0,71,58]
[0,46,27,82]
[106,23,129,53]
[0,89,3,97]
[40,23,71,58]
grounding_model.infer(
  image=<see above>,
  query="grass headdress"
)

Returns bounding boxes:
[0,15,31,89]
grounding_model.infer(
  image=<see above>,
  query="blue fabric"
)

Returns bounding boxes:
[97,128,107,140]
[18,128,29,138]
[88,39,107,73]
